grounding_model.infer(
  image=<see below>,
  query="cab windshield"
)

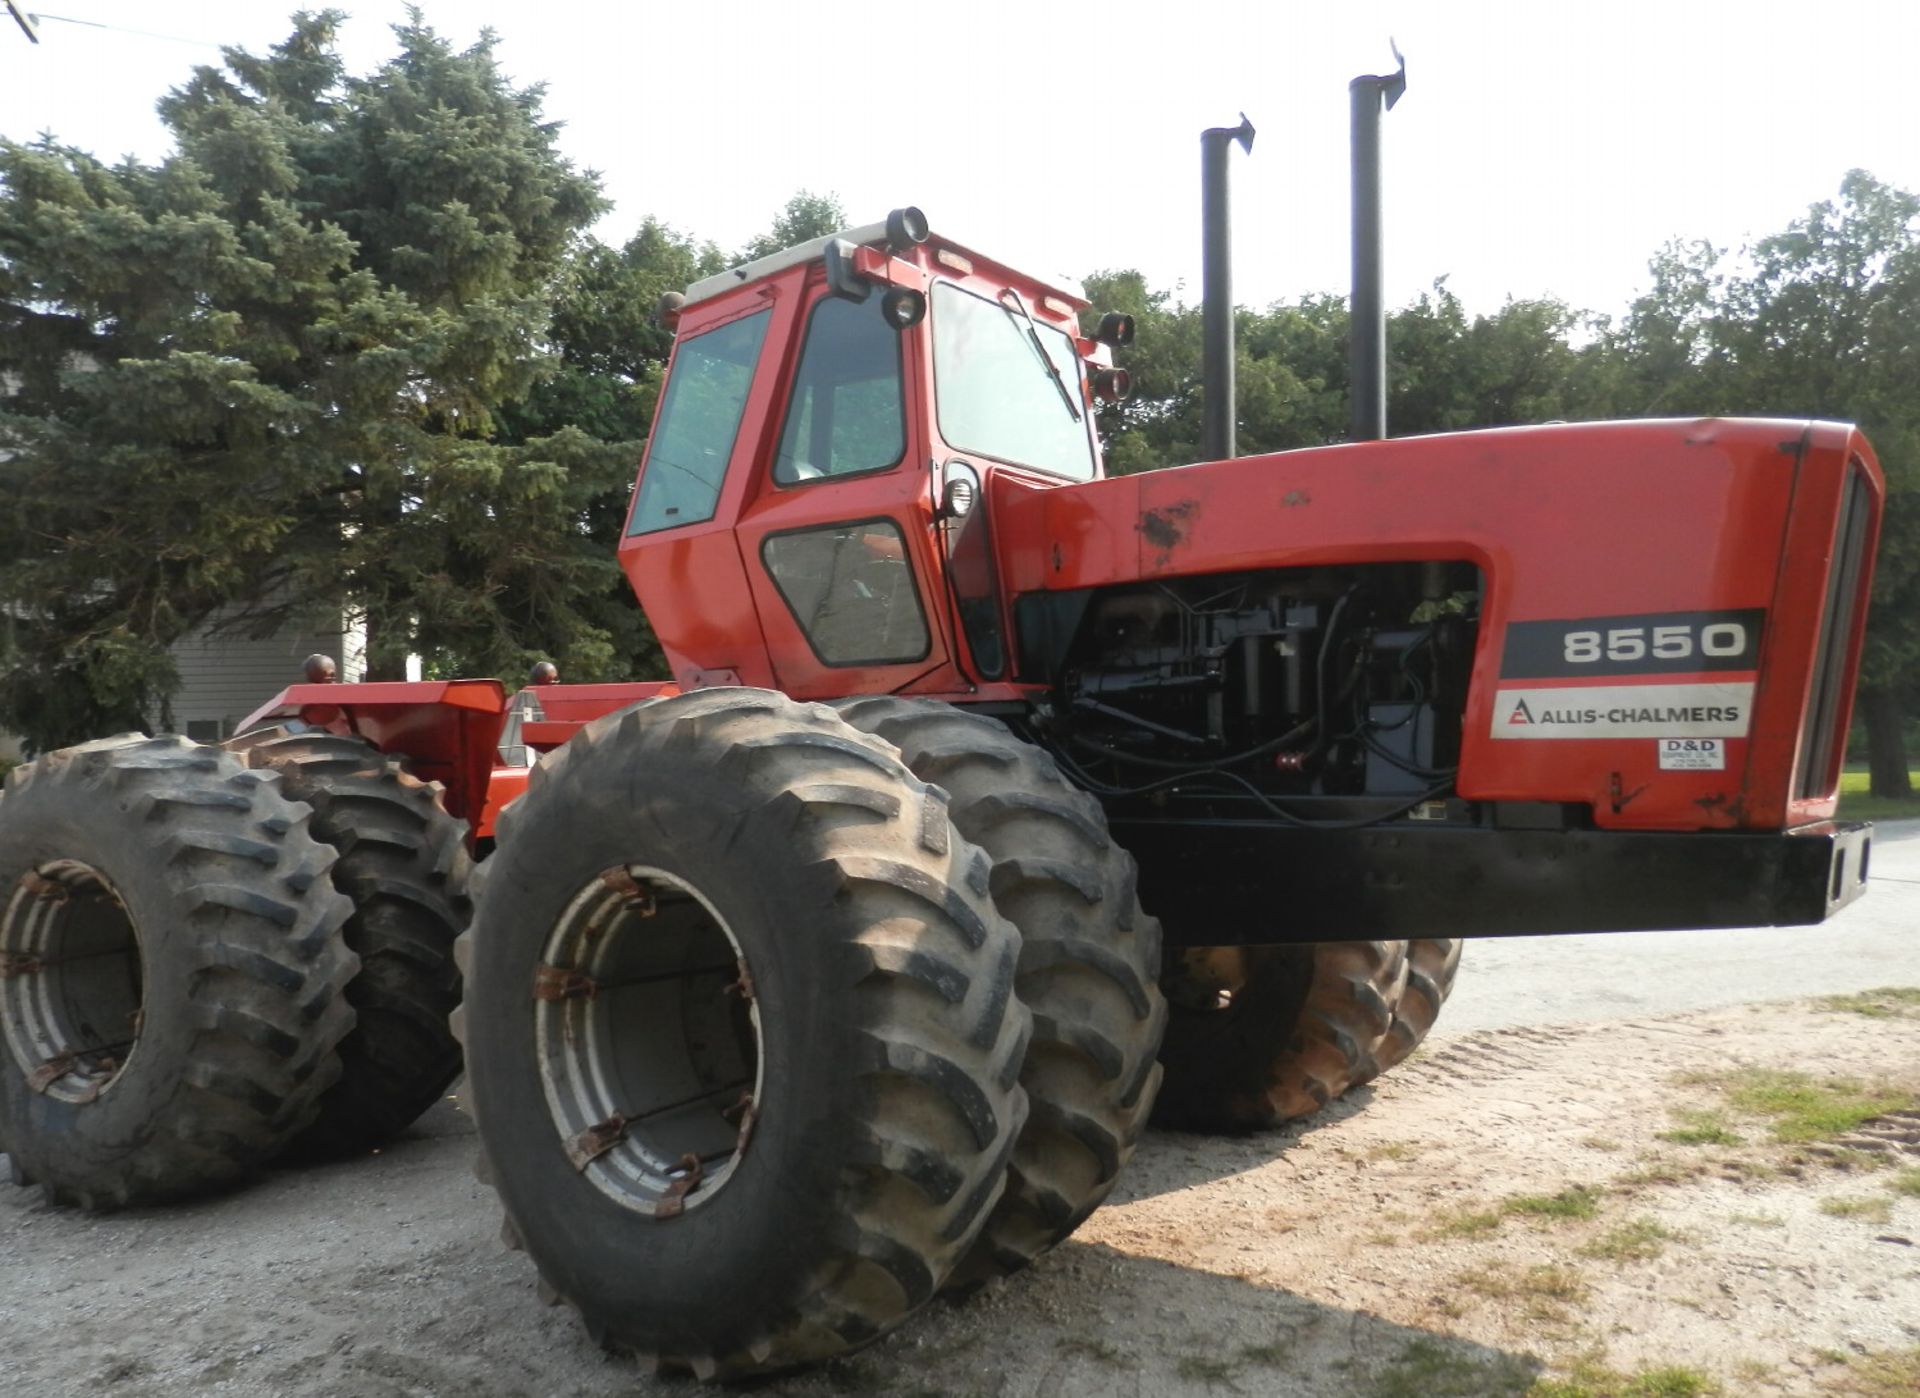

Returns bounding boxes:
[932,281,1095,480]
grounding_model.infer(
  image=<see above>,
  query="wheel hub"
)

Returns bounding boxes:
[0,860,145,1104]
[534,865,762,1216]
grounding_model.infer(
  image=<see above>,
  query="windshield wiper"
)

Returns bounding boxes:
[997,288,1082,423]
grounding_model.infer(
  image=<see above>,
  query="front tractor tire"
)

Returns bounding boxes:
[1154,941,1409,1131]
[834,697,1165,1289]
[454,690,1030,1379]
[227,729,472,1158]
[1357,938,1463,1085]
[0,736,356,1207]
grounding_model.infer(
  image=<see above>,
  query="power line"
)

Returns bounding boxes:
[6,1,38,43]
[22,9,223,49]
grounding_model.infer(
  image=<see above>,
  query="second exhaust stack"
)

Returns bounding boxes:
[1350,43,1407,442]
[1201,113,1255,462]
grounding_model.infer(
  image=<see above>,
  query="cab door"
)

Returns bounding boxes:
[734,279,954,698]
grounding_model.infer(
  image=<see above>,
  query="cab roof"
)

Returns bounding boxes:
[683,216,1088,311]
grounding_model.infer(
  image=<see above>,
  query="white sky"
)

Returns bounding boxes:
[4,1,1918,320]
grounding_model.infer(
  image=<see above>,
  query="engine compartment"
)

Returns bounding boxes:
[1019,563,1483,823]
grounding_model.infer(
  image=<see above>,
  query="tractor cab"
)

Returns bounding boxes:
[617,209,1110,702]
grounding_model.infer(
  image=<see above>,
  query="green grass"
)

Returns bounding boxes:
[1822,1347,1920,1396]
[1820,1195,1894,1224]
[1427,1207,1506,1239]
[1579,1217,1682,1262]
[1426,1185,1603,1239]
[1817,987,1920,1021]
[1680,1067,1917,1144]
[1506,1185,1604,1221]
[1454,1262,1592,1322]
[1235,1341,1294,1368]
[1836,768,1920,823]
[1055,1335,1126,1367]
[1529,1362,1721,1397]
[1366,1338,1535,1398]
[1175,1353,1242,1383]
[1889,1167,1920,1197]
[1612,1155,1712,1189]
[1657,1110,1746,1147]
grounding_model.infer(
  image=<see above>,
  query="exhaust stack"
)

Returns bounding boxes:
[1201,114,1255,462]
[1349,43,1406,442]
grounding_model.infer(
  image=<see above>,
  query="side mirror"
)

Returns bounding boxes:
[823,239,869,303]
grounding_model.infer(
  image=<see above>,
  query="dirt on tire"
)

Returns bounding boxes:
[452,689,1031,1378]
[1359,935,1462,1084]
[835,697,1166,1288]
[1155,940,1408,1130]
[227,729,472,1160]
[0,734,356,1208]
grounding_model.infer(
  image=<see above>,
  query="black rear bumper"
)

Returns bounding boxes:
[1110,817,1874,946]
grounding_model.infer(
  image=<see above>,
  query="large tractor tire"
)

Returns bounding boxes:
[1153,941,1407,1131]
[0,735,356,1207]
[227,729,471,1158]
[1356,938,1462,1084]
[454,689,1030,1379]
[834,697,1164,1288]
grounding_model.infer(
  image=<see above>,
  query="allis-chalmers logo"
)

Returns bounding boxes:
[1505,697,1744,727]
[1492,683,1754,740]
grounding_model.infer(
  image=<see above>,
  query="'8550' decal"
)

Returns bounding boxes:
[1492,609,1764,741]
[1500,609,1764,679]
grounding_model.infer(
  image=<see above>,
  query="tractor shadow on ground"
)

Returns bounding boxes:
[1111,1082,1386,1207]
[3,1086,1541,1398]
[771,1236,1539,1398]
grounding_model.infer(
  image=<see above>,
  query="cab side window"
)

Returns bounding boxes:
[772,297,905,484]
[762,521,929,666]
[628,309,771,535]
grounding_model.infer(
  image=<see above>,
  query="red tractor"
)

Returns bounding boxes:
[0,126,1882,1379]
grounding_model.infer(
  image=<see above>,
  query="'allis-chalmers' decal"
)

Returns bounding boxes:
[1492,608,1764,741]
[1490,682,1754,740]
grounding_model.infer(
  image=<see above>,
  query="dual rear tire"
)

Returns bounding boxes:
[457,691,1034,1378]
[0,728,473,1207]
[0,737,359,1206]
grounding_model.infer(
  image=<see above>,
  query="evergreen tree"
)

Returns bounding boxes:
[0,11,607,749]
[738,190,846,262]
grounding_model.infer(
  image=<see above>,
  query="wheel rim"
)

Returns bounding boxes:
[1,860,145,1104]
[535,864,763,1216]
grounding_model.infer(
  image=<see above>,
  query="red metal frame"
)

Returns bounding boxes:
[988,418,1881,831]
[273,231,1879,854]
[237,679,681,841]
[616,231,1880,835]
[238,681,510,835]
